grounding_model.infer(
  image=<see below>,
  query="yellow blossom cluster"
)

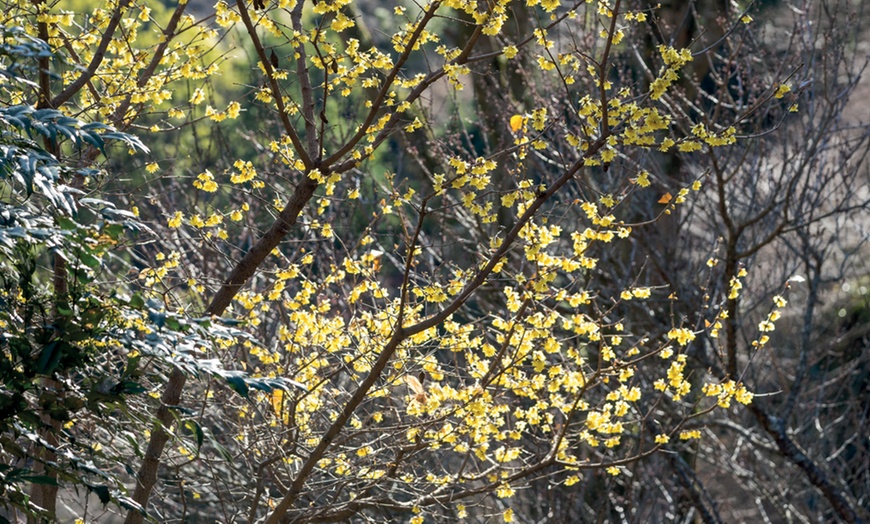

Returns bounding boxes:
[702,379,754,408]
[753,294,788,348]
[650,45,694,100]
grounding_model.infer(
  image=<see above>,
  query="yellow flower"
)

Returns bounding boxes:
[496,483,515,498]
[667,328,695,346]
[226,101,241,119]
[189,87,205,105]
[168,211,183,228]
[193,170,218,192]
[634,170,651,187]
[632,287,651,298]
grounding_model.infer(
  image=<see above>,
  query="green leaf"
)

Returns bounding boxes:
[182,420,204,449]
[78,251,101,269]
[129,293,145,309]
[225,374,249,397]
[165,316,182,331]
[102,223,125,240]
[119,380,145,395]
[20,474,59,486]
[209,439,235,463]
[148,310,165,329]
[37,340,62,375]
[88,484,111,505]
[56,216,77,230]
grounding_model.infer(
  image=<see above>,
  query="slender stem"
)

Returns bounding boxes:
[109,0,190,128]
[323,2,443,165]
[50,0,133,108]
[235,0,312,168]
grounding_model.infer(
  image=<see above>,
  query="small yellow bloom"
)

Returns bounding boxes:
[634,170,651,187]
[168,211,184,228]
[679,429,701,440]
[189,87,205,105]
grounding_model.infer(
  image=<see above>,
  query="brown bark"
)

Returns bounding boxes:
[124,174,319,524]
[28,5,60,516]
[262,130,604,522]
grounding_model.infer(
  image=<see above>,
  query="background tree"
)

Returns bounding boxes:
[0,25,154,520]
